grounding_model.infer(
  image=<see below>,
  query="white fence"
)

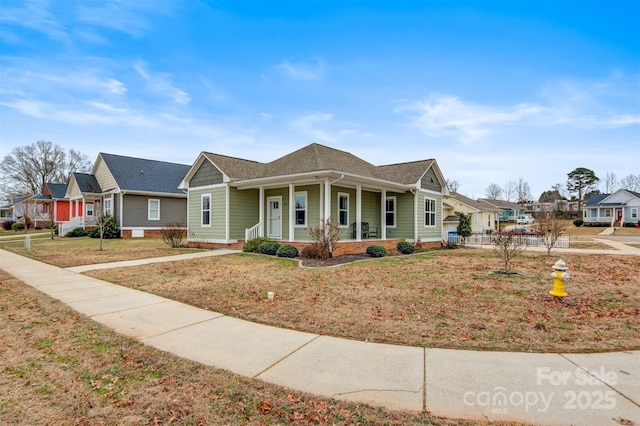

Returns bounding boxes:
[448,234,570,248]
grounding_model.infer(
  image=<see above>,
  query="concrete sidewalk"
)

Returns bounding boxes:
[1,249,638,425]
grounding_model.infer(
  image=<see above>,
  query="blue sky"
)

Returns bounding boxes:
[1,0,638,199]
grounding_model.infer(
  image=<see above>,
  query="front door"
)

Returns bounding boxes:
[267,197,281,238]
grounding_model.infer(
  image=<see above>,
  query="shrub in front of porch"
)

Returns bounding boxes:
[259,241,280,255]
[366,244,386,258]
[66,227,89,237]
[276,245,298,258]
[243,237,275,253]
[396,241,416,254]
[573,219,583,227]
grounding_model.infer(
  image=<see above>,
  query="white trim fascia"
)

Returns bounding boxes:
[187,182,227,191]
[233,170,410,193]
[289,184,295,240]
[119,190,186,199]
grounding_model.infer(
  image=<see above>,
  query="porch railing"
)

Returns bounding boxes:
[58,217,98,237]
[245,222,262,241]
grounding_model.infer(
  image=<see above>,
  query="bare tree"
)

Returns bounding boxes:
[503,180,517,202]
[620,174,640,192]
[535,210,566,256]
[308,218,342,260]
[446,178,460,192]
[485,183,502,199]
[603,171,619,193]
[516,178,533,203]
[0,140,91,198]
[491,232,527,274]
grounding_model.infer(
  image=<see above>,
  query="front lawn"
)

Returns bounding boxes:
[85,249,639,353]
[0,237,201,267]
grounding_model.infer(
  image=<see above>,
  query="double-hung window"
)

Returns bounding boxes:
[294,192,307,226]
[385,196,396,227]
[103,198,112,216]
[338,193,349,227]
[631,208,638,219]
[201,194,211,226]
[148,199,160,220]
[424,197,436,227]
[86,203,94,217]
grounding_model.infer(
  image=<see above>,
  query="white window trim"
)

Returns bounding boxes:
[604,209,612,218]
[338,192,349,228]
[103,197,113,217]
[385,196,397,228]
[148,199,160,221]
[631,208,638,219]
[86,203,94,217]
[294,191,307,227]
[424,197,436,228]
[201,194,211,227]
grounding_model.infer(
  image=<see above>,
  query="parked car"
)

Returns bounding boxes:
[504,227,539,236]
[516,215,534,224]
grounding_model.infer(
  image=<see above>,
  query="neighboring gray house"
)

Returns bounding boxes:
[179,143,448,254]
[62,153,191,237]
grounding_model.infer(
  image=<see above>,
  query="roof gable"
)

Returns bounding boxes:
[599,189,640,205]
[375,160,435,185]
[45,182,68,199]
[264,143,377,178]
[72,173,102,194]
[99,153,190,195]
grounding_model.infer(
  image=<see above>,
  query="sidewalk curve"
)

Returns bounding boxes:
[1,249,638,425]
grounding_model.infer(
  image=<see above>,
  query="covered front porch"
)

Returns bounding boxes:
[238,172,414,245]
[59,197,100,236]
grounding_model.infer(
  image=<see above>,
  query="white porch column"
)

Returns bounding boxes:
[356,185,362,241]
[324,178,331,221]
[381,189,387,240]
[259,186,264,237]
[81,196,85,227]
[289,183,295,242]
[319,183,324,222]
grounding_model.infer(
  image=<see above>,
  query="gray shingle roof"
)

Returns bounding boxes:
[585,193,609,206]
[45,183,68,199]
[203,143,436,186]
[450,192,497,211]
[100,153,190,195]
[73,173,102,194]
[479,198,523,210]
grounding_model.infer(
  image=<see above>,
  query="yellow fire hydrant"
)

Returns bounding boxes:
[549,259,570,297]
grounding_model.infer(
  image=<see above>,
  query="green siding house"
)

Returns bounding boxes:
[180,143,448,251]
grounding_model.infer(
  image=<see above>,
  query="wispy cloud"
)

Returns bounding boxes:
[397,95,545,143]
[398,75,639,143]
[0,0,70,45]
[292,112,361,143]
[133,62,191,105]
[76,0,172,38]
[274,58,325,81]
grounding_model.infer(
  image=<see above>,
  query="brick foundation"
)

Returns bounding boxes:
[185,238,443,256]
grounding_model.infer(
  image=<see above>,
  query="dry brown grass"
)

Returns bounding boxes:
[0,237,199,267]
[86,250,639,353]
[1,271,482,425]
